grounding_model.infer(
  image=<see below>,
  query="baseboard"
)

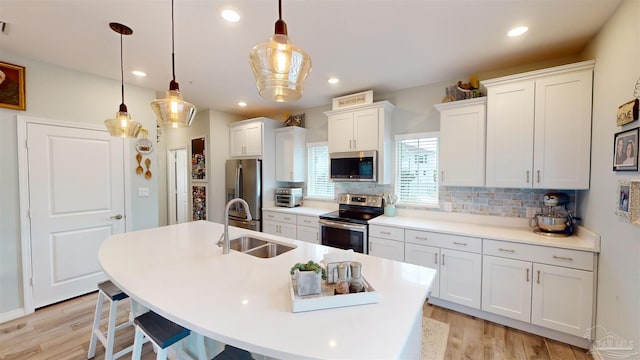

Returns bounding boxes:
[0,308,27,324]
[428,297,592,349]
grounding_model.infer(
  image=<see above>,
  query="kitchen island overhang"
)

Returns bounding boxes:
[99,220,436,359]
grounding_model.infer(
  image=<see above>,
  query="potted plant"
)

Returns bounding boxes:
[290,260,327,296]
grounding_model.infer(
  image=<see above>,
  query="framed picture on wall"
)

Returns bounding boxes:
[0,61,26,111]
[191,136,206,180]
[616,179,630,219]
[192,184,207,221]
[613,127,639,171]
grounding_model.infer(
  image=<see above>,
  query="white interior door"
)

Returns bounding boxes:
[168,147,189,224]
[27,122,125,308]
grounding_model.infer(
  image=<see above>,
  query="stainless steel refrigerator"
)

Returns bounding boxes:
[225,159,262,231]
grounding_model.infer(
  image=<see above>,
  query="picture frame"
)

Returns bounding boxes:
[616,99,639,126]
[630,180,640,225]
[615,180,631,219]
[613,127,639,171]
[192,184,207,221]
[0,61,26,111]
[191,136,206,181]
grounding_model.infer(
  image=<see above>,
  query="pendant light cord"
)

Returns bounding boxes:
[278,0,282,20]
[171,0,176,82]
[120,31,125,106]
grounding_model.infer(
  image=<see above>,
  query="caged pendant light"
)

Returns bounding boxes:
[151,0,197,128]
[105,23,142,138]
[249,0,312,102]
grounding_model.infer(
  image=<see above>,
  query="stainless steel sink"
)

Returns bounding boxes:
[229,236,296,258]
[245,242,296,258]
[229,236,269,252]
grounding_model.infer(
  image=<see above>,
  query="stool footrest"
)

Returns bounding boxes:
[134,311,190,349]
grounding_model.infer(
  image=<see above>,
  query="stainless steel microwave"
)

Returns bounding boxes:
[330,150,377,182]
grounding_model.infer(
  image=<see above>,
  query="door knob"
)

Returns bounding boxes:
[110,214,123,220]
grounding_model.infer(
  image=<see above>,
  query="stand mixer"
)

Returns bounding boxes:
[530,192,575,237]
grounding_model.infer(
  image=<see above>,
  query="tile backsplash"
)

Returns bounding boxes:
[333,183,576,218]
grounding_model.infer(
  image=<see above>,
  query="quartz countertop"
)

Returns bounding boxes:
[369,215,600,252]
[99,221,435,359]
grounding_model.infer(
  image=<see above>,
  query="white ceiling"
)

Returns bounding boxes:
[0,0,622,118]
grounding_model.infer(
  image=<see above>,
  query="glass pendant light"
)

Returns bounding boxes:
[104,23,142,138]
[151,0,197,128]
[249,0,312,102]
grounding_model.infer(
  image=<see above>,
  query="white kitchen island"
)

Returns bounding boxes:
[99,220,436,359]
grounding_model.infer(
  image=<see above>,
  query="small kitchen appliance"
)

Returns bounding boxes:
[319,194,384,253]
[275,187,303,208]
[531,192,575,237]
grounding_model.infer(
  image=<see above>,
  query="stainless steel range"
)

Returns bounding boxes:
[319,194,384,254]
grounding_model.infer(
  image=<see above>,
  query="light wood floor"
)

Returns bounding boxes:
[0,292,593,360]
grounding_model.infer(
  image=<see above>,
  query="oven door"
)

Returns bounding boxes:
[319,219,368,254]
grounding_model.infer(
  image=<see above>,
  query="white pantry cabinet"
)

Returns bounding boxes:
[368,225,404,261]
[325,101,395,184]
[483,60,594,189]
[482,239,595,338]
[435,97,487,187]
[405,229,482,309]
[229,117,282,157]
[274,126,307,182]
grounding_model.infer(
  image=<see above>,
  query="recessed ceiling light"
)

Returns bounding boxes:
[221,9,240,22]
[131,70,146,77]
[508,26,528,37]
[238,101,247,107]
[328,77,340,85]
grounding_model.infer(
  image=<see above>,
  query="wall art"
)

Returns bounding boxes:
[630,180,640,225]
[0,61,26,111]
[616,179,631,220]
[617,99,639,126]
[192,184,207,220]
[613,127,639,171]
[191,136,206,180]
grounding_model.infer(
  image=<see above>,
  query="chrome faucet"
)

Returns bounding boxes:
[220,198,252,254]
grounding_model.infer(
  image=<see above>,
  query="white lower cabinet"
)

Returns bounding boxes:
[482,239,595,338]
[369,225,404,261]
[263,211,319,243]
[405,230,482,309]
[263,220,296,239]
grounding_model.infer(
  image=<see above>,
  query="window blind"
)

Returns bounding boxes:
[395,132,439,205]
[306,143,335,199]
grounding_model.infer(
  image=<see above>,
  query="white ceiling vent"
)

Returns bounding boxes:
[332,90,373,110]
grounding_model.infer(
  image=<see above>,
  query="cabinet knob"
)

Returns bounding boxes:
[526,268,530,282]
[537,170,541,183]
[526,170,530,183]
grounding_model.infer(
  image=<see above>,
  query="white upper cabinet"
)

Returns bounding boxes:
[325,101,395,184]
[275,126,307,182]
[230,120,263,157]
[483,60,594,189]
[435,97,487,187]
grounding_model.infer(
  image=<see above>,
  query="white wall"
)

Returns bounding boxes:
[580,0,640,356]
[0,52,158,316]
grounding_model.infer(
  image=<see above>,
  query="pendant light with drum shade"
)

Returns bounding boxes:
[150,0,197,128]
[104,23,142,138]
[249,0,311,102]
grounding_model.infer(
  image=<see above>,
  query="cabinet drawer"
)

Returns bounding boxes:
[369,225,404,241]
[263,211,296,224]
[297,215,318,227]
[483,239,594,271]
[406,230,482,253]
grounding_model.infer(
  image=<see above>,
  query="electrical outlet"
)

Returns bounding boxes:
[526,207,539,218]
[443,202,452,212]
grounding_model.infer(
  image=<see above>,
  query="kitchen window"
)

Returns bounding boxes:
[395,132,439,206]
[306,142,335,199]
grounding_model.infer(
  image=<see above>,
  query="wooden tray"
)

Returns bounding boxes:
[289,276,379,313]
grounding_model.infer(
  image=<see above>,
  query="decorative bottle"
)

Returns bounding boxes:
[335,263,350,294]
[349,262,363,293]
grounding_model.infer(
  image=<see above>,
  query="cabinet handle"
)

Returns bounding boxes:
[537,270,540,284]
[552,255,574,261]
[284,217,291,221]
[416,236,428,241]
[442,254,445,266]
[526,268,530,282]
[380,231,391,235]
[441,171,444,182]
[453,242,467,246]
[353,139,356,149]
[434,253,438,265]
[526,170,530,183]
[349,139,352,149]
[498,248,515,253]
[537,170,541,183]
